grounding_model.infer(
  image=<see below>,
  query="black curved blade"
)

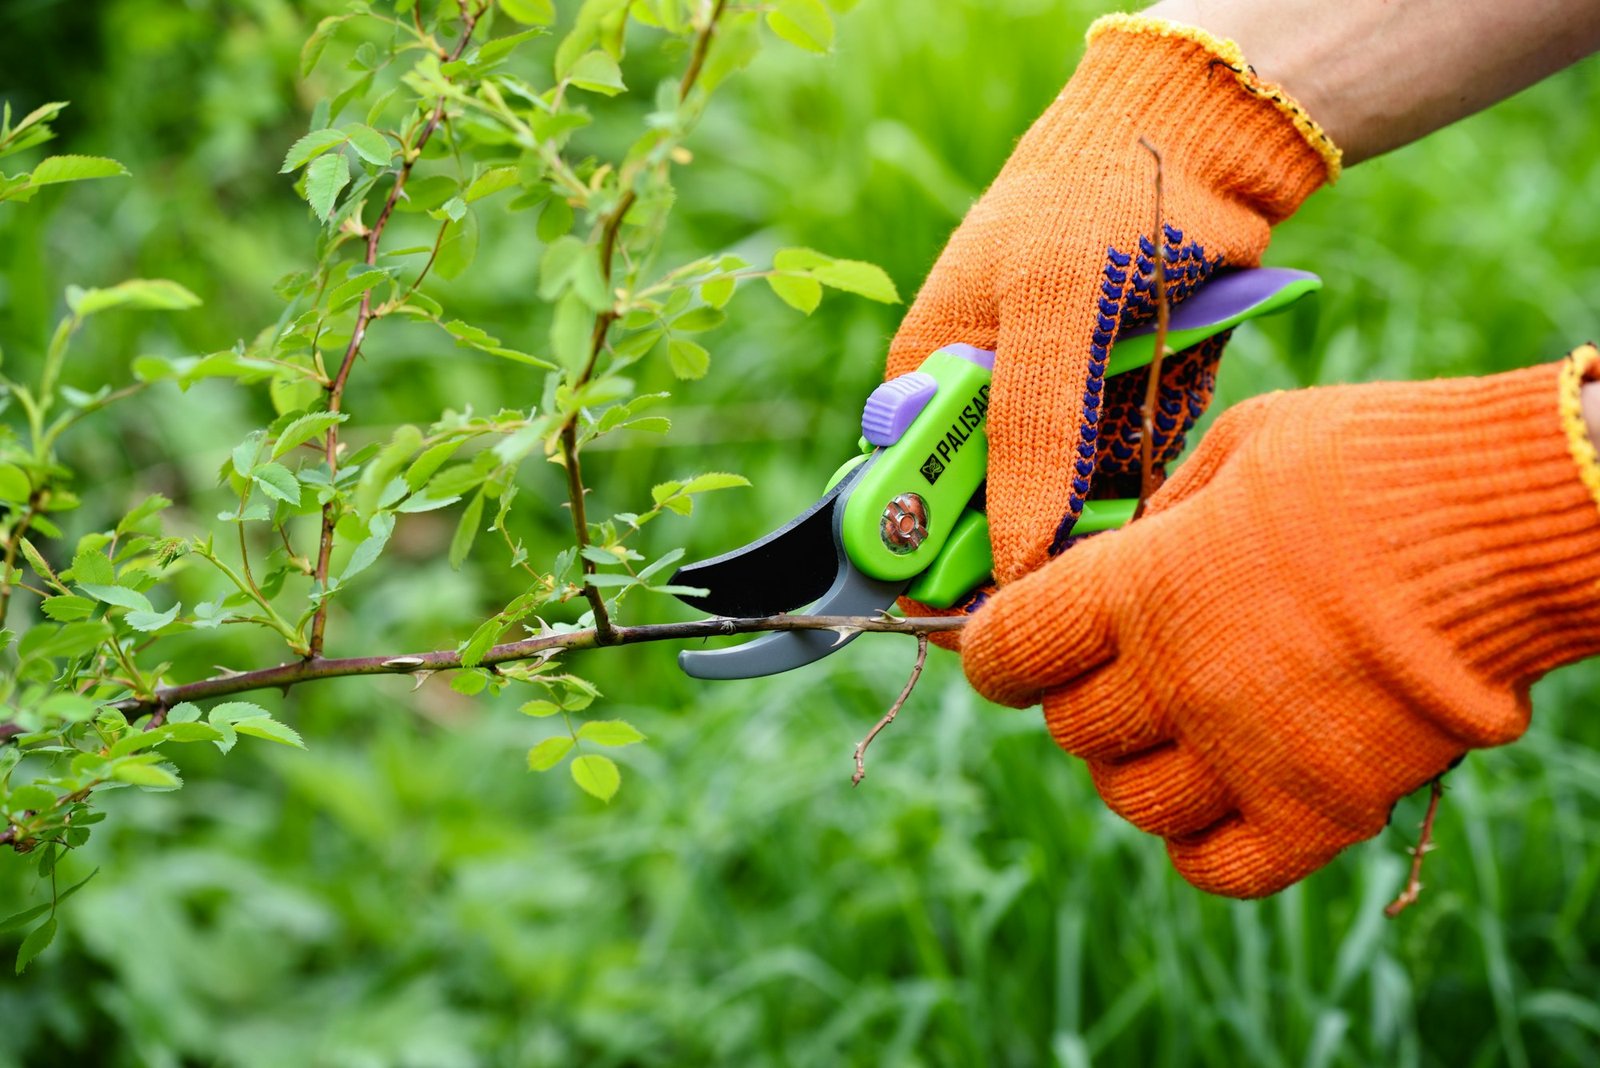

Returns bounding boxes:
[671,457,874,617]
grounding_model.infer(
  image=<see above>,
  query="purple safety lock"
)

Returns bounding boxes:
[861,344,996,446]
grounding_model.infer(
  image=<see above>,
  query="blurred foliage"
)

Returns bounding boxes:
[0,0,1598,1065]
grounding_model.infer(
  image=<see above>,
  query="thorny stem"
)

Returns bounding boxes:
[307,4,485,659]
[1134,138,1169,521]
[1385,776,1446,917]
[851,632,929,787]
[557,0,729,646]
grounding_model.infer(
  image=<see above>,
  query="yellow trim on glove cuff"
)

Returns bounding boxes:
[1086,13,1343,182]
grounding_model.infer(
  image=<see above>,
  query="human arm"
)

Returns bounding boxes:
[1144,0,1600,165]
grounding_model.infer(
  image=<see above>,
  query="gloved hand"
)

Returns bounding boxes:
[961,347,1600,897]
[887,14,1340,589]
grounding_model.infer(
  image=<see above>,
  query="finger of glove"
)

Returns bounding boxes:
[1087,742,1234,839]
[1166,811,1351,899]
[960,537,1119,708]
[1138,389,1271,517]
[1040,660,1170,761]
[986,277,1106,584]
[885,228,998,380]
[1090,331,1229,501]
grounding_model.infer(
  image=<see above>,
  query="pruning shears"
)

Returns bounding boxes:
[670,267,1321,680]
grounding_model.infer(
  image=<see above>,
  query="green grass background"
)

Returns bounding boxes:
[2,0,1600,1064]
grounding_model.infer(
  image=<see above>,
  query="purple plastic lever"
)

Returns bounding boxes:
[861,371,938,446]
[861,345,996,446]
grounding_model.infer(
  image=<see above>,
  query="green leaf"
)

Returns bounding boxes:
[232,717,306,749]
[40,595,93,622]
[344,124,392,166]
[464,166,520,202]
[206,701,274,754]
[117,493,172,535]
[519,699,562,718]
[300,14,353,75]
[671,306,725,333]
[435,211,478,280]
[250,462,301,506]
[404,439,465,491]
[79,584,152,612]
[527,736,574,771]
[766,0,834,52]
[449,492,485,570]
[69,545,114,586]
[499,0,556,24]
[568,51,626,95]
[112,762,181,789]
[326,266,393,311]
[0,462,29,502]
[305,152,350,220]
[766,274,822,314]
[811,258,900,303]
[667,338,709,380]
[125,603,179,633]
[700,277,736,309]
[30,155,129,186]
[280,128,348,172]
[15,917,55,975]
[0,904,50,936]
[271,411,347,459]
[682,472,751,494]
[570,754,620,801]
[537,196,574,242]
[550,292,593,375]
[67,279,201,316]
[340,512,394,583]
[577,719,646,747]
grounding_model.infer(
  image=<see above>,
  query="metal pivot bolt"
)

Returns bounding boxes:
[880,493,929,554]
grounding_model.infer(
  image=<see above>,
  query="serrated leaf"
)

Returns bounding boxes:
[344,124,392,166]
[667,338,709,380]
[301,14,353,75]
[341,512,395,583]
[30,155,129,186]
[0,904,50,936]
[40,595,93,622]
[78,584,152,612]
[519,699,562,718]
[124,603,179,633]
[527,736,574,771]
[767,0,834,52]
[232,717,306,749]
[68,279,201,316]
[464,166,520,202]
[672,306,725,333]
[271,411,346,459]
[567,50,625,95]
[15,917,55,975]
[577,719,645,747]
[811,258,900,303]
[570,754,620,801]
[700,277,736,309]
[766,274,822,314]
[449,492,485,569]
[305,152,350,220]
[459,615,502,669]
[250,462,301,505]
[682,472,750,494]
[280,128,348,172]
[112,762,181,788]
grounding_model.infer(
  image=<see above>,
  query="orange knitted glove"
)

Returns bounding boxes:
[887,15,1340,588]
[961,347,1600,898]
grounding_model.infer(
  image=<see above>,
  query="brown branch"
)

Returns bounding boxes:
[1385,776,1445,917]
[851,631,928,787]
[307,5,485,658]
[678,0,728,103]
[49,613,967,717]
[1133,138,1169,522]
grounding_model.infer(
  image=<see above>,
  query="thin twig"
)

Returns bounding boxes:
[1385,776,1445,917]
[851,631,928,787]
[307,4,485,658]
[556,0,729,646]
[0,490,42,622]
[1133,137,1169,521]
